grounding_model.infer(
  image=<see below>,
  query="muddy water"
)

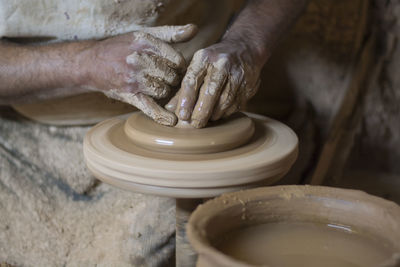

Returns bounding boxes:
[216,222,396,267]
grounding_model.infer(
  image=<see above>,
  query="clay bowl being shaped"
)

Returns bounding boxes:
[187,185,400,267]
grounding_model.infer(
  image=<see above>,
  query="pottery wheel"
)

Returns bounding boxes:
[83,112,298,198]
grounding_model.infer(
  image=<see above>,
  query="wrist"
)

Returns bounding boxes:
[69,41,96,90]
[31,41,91,93]
[220,36,269,67]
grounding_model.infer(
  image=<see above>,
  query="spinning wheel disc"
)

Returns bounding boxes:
[83,112,298,198]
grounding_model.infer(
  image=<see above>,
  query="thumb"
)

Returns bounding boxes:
[165,92,179,112]
[143,24,198,43]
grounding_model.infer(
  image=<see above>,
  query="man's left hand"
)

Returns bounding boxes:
[165,40,262,128]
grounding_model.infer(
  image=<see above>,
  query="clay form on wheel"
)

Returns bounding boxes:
[124,112,255,154]
[83,111,298,198]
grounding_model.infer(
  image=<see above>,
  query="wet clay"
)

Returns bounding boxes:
[124,112,255,154]
[187,186,400,267]
[83,112,298,198]
[216,222,396,267]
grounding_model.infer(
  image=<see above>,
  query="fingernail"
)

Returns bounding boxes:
[191,119,205,129]
[175,30,189,41]
[178,24,191,34]
[158,112,177,126]
[179,109,189,120]
[165,103,175,112]
[174,24,196,41]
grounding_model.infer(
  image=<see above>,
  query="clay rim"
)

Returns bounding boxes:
[187,185,400,267]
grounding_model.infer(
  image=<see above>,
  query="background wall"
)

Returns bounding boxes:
[249,0,400,203]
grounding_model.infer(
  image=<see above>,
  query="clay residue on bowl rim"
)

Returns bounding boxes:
[187,185,400,267]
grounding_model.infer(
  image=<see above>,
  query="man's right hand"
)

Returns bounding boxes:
[77,24,197,126]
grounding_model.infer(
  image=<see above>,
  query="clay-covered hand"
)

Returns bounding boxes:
[165,40,261,128]
[79,24,197,126]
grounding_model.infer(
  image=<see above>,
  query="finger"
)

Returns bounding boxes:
[131,93,177,126]
[141,58,180,87]
[218,78,261,120]
[190,67,228,128]
[223,101,240,119]
[143,24,198,43]
[211,78,240,121]
[127,52,179,86]
[220,86,243,119]
[176,50,208,120]
[141,78,171,99]
[132,32,186,70]
[165,93,179,112]
[245,78,261,100]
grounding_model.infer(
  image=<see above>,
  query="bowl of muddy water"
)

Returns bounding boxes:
[187,185,400,267]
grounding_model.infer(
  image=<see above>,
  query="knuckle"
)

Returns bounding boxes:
[212,58,229,73]
[151,86,169,99]
[168,72,180,86]
[134,31,151,40]
[206,81,219,96]
[193,49,207,61]
[126,52,141,65]
[183,73,197,88]
[157,66,178,84]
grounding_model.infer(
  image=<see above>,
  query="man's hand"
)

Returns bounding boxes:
[0,24,197,126]
[166,0,307,128]
[166,40,261,128]
[80,24,197,126]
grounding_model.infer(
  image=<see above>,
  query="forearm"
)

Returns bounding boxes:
[222,0,307,66]
[0,40,90,104]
